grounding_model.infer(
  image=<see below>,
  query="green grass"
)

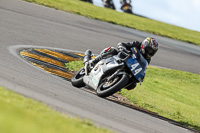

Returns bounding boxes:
[24,0,200,46]
[119,67,200,130]
[65,60,84,71]
[0,87,112,133]
[65,61,200,131]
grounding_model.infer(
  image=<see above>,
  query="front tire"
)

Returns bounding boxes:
[97,74,129,97]
[71,67,85,88]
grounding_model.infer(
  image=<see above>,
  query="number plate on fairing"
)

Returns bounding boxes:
[126,57,146,82]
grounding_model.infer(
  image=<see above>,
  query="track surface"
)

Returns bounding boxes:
[0,0,200,132]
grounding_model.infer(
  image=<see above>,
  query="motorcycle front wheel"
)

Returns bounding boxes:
[97,74,129,98]
[71,67,85,88]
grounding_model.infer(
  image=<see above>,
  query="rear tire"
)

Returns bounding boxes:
[97,74,129,97]
[71,67,85,88]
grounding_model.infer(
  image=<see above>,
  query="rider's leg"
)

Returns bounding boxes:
[89,47,118,66]
[84,47,118,73]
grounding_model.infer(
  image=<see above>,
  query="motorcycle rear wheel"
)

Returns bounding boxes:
[97,74,129,97]
[71,67,85,88]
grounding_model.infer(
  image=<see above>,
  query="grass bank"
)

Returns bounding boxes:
[24,0,200,46]
[65,60,200,131]
[0,87,112,133]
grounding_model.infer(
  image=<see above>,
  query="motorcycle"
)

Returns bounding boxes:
[71,47,148,98]
[120,0,133,14]
[102,0,116,10]
[80,0,93,4]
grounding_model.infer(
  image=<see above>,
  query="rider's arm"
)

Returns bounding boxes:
[117,41,141,50]
[118,41,151,64]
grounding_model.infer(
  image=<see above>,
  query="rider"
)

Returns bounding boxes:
[120,0,132,9]
[83,37,159,90]
[117,37,158,64]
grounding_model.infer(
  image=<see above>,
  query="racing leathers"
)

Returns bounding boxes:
[117,41,151,64]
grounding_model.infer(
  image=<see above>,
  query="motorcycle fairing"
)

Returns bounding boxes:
[126,47,148,82]
[83,56,124,90]
[83,61,104,90]
[126,58,144,82]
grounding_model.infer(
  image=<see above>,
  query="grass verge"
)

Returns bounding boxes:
[24,0,200,46]
[0,87,112,133]
[65,60,200,131]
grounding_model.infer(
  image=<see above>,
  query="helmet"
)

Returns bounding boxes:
[141,37,158,58]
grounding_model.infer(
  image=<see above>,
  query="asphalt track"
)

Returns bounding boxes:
[0,0,200,133]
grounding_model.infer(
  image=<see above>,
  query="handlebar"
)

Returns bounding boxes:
[117,49,131,62]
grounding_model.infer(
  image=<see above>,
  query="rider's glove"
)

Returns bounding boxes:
[117,43,126,51]
[117,43,131,54]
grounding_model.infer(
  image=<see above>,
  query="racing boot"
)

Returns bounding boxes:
[83,50,92,75]
[84,55,102,75]
[83,49,92,63]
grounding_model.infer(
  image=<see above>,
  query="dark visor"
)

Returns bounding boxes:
[146,47,157,57]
